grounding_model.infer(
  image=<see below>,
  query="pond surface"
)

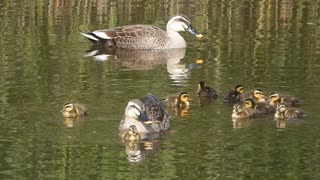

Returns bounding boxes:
[1,0,320,179]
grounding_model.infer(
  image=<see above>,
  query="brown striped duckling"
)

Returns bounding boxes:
[224,84,244,103]
[197,81,218,98]
[162,92,190,108]
[62,103,88,118]
[238,88,266,103]
[232,104,254,118]
[274,104,305,119]
[267,92,301,108]
[122,125,141,141]
[244,98,272,115]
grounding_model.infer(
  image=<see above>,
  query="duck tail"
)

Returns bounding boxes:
[80,32,100,42]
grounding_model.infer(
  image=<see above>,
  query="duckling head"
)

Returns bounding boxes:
[179,92,190,106]
[244,98,255,109]
[62,103,74,112]
[254,89,266,102]
[125,100,150,124]
[167,15,203,38]
[277,104,287,113]
[235,85,244,94]
[128,125,139,136]
[232,104,243,114]
[269,92,280,101]
[198,81,206,89]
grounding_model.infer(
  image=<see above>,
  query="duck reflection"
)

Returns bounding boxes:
[84,47,199,82]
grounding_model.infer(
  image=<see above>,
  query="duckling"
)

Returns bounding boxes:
[61,103,88,118]
[238,88,266,103]
[122,125,141,141]
[162,92,190,107]
[267,92,301,108]
[232,104,252,118]
[197,81,218,98]
[244,98,271,115]
[224,84,244,103]
[274,104,305,119]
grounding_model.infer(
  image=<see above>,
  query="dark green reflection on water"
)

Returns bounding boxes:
[0,0,320,179]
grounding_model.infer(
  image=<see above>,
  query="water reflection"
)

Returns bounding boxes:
[122,138,163,164]
[64,117,86,128]
[232,117,252,129]
[84,47,198,82]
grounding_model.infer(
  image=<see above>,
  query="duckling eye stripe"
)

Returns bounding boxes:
[128,101,142,111]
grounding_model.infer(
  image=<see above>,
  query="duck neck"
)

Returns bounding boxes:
[166,31,187,49]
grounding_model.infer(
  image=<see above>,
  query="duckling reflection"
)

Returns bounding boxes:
[232,117,251,129]
[123,139,163,164]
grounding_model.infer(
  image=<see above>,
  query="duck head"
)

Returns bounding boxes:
[166,15,203,38]
[125,100,151,124]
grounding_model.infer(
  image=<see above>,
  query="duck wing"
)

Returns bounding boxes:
[140,94,170,132]
[82,25,169,49]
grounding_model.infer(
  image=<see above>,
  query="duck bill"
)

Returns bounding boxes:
[186,26,203,38]
[139,113,152,124]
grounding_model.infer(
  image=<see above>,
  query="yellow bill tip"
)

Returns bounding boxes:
[196,34,203,38]
[196,59,204,64]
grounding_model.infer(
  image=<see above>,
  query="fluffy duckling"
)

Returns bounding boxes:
[238,88,266,103]
[197,81,218,98]
[62,103,88,118]
[224,85,244,103]
[122,125,141,141]
[244,98,271,115]
[267,92,300,108]
[232,104,254,118]
[162,92,190,107]
[274,104,305,119]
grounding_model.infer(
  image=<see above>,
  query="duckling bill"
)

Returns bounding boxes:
[62,103,88,118]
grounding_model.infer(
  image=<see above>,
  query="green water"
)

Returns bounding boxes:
[0,0,320,179]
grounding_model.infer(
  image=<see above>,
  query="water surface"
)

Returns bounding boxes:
[0,0,320,179]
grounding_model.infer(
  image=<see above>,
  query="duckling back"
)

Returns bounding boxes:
[197,81,218,98]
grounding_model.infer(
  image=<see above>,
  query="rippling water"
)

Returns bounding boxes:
[0,0,320,179]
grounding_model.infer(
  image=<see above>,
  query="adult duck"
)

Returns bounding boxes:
[81,15,203,49]
[119,94,170,135]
